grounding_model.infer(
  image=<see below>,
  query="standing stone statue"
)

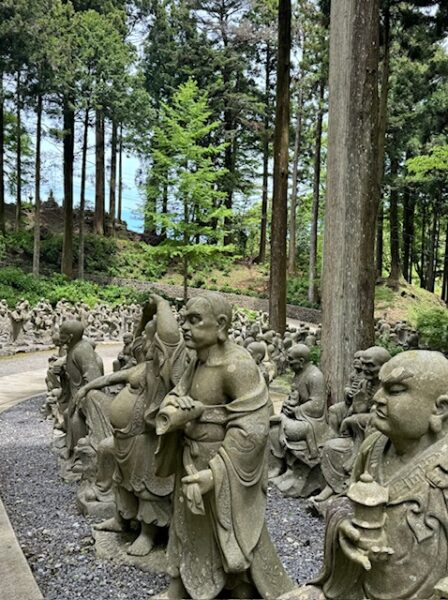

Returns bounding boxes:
[270,344,328,497]
[154,292,294,600]
[59,320,105,464]
[293,350,448,600]
[75,295,187,555]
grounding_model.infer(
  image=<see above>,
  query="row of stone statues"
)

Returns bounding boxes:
[0,298,142,352]
[44,293,448,599]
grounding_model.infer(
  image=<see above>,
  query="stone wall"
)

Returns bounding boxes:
[87,275,323,324]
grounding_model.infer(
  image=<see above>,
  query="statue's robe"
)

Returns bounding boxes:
[317,431,448,600]
[156,346,294,600]
[110,334,186,523]
[65,339,104,452]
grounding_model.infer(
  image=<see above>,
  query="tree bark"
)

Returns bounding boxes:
[15,71,22,231]
[118,122,123,222]
[419,200,427,288]
[321,0,380,405]
[388,156,401,285]
[426,204,438,292]
[94,109,105,235]
[269,0,291,335]
[61,97,75,278]
[288,82,304,275]
[308,79,325,304]
[442,217,448,303]
[0,72,5,234]
[259,42,272,264]
[376,201,383,277]
[109,118,117,236]
[402,186,414,282]
[78,108,89,280]
[32,94,43,276]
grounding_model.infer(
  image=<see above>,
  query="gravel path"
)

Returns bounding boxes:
[0,396,324,600]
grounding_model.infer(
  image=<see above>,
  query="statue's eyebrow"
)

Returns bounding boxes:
[381,367,413,385]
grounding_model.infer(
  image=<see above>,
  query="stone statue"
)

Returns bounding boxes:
[59,320,105,464]
[295,350,448,600]
[8,299,30,343]
[154,292,294,600]
[270,344,328,497]
[75,295,187,555]
[113,332,135,372]
[313,346,391,509]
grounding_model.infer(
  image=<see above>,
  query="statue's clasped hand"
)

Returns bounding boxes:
[338,519,394,571]
[73,387,87,409]
[181,469,214,516]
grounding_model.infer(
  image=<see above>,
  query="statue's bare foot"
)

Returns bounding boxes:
[127,523,156,556]
[94,517,126,532]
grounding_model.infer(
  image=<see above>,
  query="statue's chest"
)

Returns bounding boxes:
[190,366,226,405]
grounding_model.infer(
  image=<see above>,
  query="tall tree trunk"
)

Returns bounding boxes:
[118,123,123,222]
[222,36,234,246]
[15,71,22,231]
[288,82,304,275]
[427,204,438,292]
[402,186,413,282]
[375,4,390,280]
[376,201,383,277]
[308,80,325,304]
[0,72,5,234]
[259,42,272,264]
[321,0,380,405]
[419,200,427,288]
[32,94,43,276]
[61,97,75,277]
[388,156,401,285]
[94,109,105,235]
[442,218,448,303]
[269,0,291,335]
[78,108,89,280]
[109,119,117,236]
[161,180,168,241]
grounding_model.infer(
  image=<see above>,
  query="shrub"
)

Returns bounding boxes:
[415,307,448,354]
[287,277,320,309]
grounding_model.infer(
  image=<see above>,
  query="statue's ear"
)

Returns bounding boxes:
[217,314,228,342]
[435,394,448,420]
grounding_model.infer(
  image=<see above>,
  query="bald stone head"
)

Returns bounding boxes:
[59,320,84,347]
[288,343,311,374]
[372,350,448,444]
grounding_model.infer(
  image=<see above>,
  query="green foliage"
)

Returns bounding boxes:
[376,338,404,358]
[287,276,320,308]
[309,345,321,366]
[0,267,146,308]
[415,307,448,354]
[146,78,234,289]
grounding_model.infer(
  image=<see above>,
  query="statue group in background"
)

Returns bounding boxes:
[0,298,142,354]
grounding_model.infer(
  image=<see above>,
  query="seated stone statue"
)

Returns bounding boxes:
[112,332,135,372]
[247,340,275,385]
[313,347,390,509]
[75,294,187,555]
[294,350,448,600]
[153,292,294,600]
[270,344,328,497]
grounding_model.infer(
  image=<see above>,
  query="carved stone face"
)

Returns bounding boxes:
[182,298,221,351]
[361,347,390,382]
[372,351,448,441]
